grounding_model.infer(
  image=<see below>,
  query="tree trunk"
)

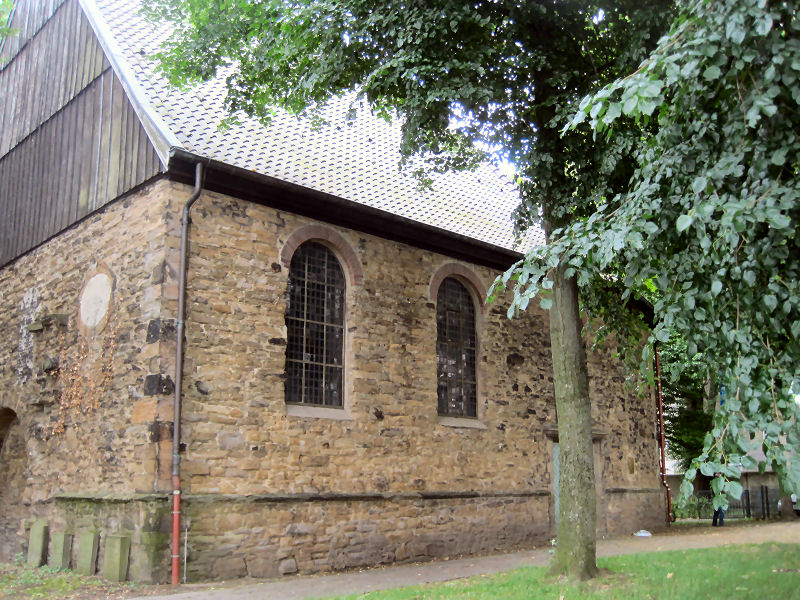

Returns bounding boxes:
[548,261,598,580]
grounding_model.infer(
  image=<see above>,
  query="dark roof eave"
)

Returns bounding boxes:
[167,147,523,272]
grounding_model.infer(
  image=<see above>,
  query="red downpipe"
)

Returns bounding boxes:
[172,162,205,585]
[654,342,674,523]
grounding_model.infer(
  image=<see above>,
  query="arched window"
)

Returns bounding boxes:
[436,277,477,417]
[285,242,345,407]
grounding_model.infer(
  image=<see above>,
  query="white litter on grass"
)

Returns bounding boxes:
[634,530,652,537]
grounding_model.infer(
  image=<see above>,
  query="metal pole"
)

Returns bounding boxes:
[654,343,673,523]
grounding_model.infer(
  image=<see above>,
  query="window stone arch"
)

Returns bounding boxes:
[280,225,363,287]
[428,262,486,313]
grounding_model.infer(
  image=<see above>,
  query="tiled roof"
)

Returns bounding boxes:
[87,0,544,252]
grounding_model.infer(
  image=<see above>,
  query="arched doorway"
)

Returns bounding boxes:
[0,408,27,561]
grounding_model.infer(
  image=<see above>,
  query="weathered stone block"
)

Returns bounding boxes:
[131,400,157,424]
[103,533,131,582]
[278,557,298,575]
[133,475,156,492]
[217,432,244,451]
[76,531,100,575]
[26,519,48,567]
[143,374,175,396]
[244,554,278,578]
[130,531,169,584]
[48,532,73,570]
[213,556,247,579]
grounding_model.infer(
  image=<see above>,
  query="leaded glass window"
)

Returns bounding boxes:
[285,242,345,407]
[436,277,477,417]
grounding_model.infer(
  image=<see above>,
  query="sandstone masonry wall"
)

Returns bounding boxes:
[0,179,186,571]
[176,186,665,577]
[0,179,666,579]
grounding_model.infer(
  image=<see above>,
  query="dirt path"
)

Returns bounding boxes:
[598,520,799,556]
[128,520,800,600]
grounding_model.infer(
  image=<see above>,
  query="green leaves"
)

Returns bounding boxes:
[770,148,786,166]
[603,102,622,126]
[559,0,800,499]
[691,177,707,195]
[622,94,638,116]
[726,479,743,500]
[676,214,693,233]
[703,65,721,81]
[679,477,694,500]
[0,0,15,41]
[699,461,716,477]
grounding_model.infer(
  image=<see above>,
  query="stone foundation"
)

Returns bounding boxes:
[182,491,552,581]
[52,494,171,583]
[14,495,171,582]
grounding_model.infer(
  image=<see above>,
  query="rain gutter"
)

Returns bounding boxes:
[171,161,205,585]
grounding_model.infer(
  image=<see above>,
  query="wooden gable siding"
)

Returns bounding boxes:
[1,0,108,156]
[0,0,162,266]
[0,0,66,64]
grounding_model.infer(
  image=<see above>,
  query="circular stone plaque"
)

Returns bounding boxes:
[79,272,113,330]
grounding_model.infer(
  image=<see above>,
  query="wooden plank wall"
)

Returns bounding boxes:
[0,0,162,266]
[0,0,107,156]
[0,0,65,64]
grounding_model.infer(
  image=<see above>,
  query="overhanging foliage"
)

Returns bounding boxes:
[499,0,800,506]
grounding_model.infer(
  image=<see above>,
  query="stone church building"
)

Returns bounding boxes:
[0,0,667,583]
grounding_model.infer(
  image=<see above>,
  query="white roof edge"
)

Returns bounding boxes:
[79,0,182,168]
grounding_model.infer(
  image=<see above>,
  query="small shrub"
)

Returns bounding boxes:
[674,494,713,519]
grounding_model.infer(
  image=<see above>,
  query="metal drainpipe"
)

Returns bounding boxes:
[654,342,674,523]
[172,162,205,585]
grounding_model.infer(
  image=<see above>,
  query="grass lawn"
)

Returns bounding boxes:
[0,562,152,600]
[335,543,800,600]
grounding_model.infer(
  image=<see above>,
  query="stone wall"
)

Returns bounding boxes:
[182,492,551,580]
[0,178,666,580]
[177,186,665,577]
[180,190,559,499]
[0,178,183,569]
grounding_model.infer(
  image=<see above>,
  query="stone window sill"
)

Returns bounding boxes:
[437,416,487,429]
[285,403,352,420]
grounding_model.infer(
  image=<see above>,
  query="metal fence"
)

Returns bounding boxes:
[690,487,781,520]
[747,486,781,519]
